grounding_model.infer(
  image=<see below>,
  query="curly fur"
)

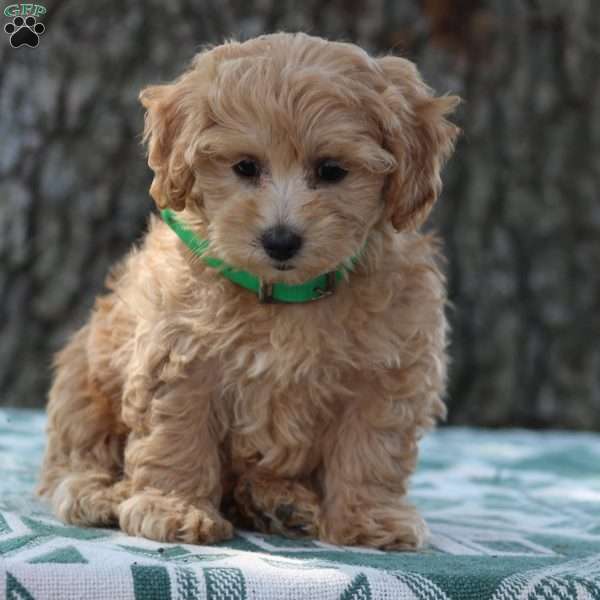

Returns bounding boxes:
[38,32,459,550]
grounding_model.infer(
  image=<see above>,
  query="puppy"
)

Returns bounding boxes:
[38,33,459,550]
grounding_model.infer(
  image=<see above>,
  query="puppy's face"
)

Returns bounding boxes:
[192,71,393,285]
[141,34,459,284]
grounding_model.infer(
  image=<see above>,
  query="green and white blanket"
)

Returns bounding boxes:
[1,408,599,599]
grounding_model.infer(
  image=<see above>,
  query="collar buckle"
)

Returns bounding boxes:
[258,271,337,304]
[258,281,276,303]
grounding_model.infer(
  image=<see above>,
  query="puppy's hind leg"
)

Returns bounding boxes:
[38,325,127,527]
[50,473,130,527]
[231,472,321,538]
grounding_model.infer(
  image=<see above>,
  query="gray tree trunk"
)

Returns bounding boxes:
[1,0,598,427]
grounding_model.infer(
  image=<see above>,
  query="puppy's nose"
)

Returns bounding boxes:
[261,225,303,261]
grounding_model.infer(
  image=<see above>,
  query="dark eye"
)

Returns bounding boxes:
[233,159,260,179]
[316,159,348,183]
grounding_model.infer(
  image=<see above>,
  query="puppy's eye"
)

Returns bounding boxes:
[316,159,348,183]
[233,159,260,179]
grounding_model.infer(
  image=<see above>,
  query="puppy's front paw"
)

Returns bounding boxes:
[119,490,233,544]
[319,501,428,550]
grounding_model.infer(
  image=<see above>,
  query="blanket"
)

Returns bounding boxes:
[1,408,599,599]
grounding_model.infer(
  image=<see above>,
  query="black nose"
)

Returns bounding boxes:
[261,225,303,261]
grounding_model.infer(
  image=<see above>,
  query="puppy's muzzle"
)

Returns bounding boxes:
[261,225,303,262]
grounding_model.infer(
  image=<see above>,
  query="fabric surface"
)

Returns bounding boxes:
[1,408,599,599]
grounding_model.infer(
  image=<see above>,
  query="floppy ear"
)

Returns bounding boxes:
[140,54,215,211]
[377,56,460,231]
[140,84,191,211]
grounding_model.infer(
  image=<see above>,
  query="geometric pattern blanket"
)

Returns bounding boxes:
[1,408,599,600]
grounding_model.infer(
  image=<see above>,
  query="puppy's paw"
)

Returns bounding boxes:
[51,473,128,527]
[232,474,320,538]
[319,501,428,550]
[118,490,233,544]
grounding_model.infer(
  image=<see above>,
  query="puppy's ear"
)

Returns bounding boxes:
[140,55,214,211]
[377,56,460,231]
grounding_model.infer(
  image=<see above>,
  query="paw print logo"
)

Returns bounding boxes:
[4,15,45,48]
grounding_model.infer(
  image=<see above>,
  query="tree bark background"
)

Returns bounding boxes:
[0,0,598,427]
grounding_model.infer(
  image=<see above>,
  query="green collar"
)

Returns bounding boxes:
[161,209,359,303]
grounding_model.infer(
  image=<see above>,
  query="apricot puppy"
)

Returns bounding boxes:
[38,33,459,550]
